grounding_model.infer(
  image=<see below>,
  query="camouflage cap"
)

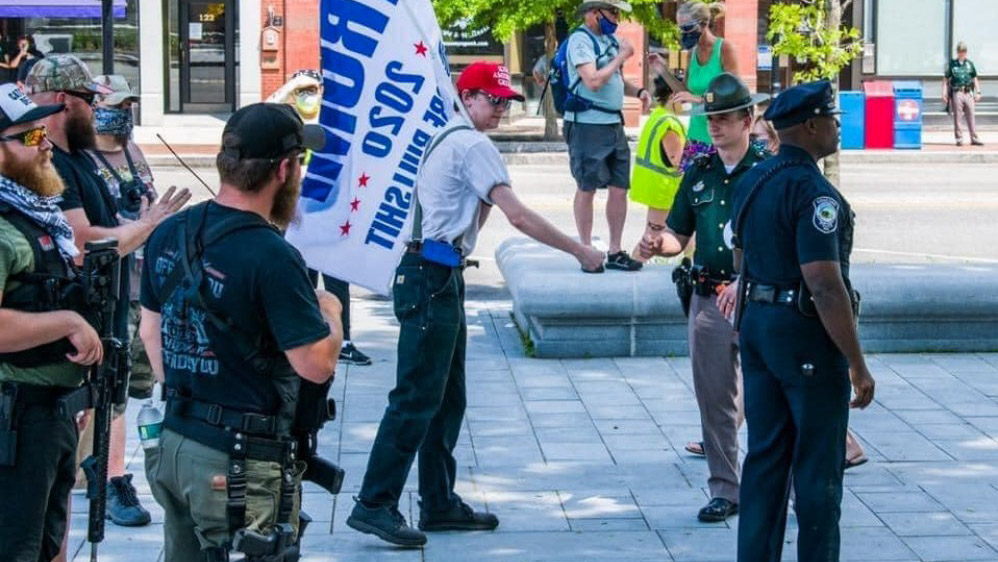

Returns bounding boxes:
[24,54,113,96]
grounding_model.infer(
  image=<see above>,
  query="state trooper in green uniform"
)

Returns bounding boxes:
[639,72,767,523]
[943,41,984,147]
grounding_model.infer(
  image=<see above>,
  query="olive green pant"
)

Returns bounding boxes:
[145,429,304,562]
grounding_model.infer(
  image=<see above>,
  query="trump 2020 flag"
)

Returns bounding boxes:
[287,0,456,295]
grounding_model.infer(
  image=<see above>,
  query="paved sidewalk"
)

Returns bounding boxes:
[70,298,998,561]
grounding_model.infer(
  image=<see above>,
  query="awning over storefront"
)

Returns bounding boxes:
[0,0,126,18]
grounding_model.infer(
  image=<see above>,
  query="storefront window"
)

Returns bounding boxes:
[953,0,997,75]
[1,1,140,92]
[875,0,946,75]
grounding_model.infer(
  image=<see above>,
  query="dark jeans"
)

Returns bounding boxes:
[0,401,78,562]
[737,303,850,562]
[358,254,466,511]
[307,269,351,340]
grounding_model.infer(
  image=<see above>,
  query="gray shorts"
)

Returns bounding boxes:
[564,121,631,191]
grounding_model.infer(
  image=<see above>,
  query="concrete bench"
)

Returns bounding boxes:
[496,237,998,358]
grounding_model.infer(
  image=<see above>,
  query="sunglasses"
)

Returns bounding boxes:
[480,92,512,111]
[679,22,704,33]
[0,125,47,147]
[600,7,621,17]
[62,90,97,106]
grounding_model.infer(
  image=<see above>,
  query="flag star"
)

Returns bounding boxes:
[340,221,352,236]
[414,41,428,57]
[350,198,361,212]
[358,173,370,187]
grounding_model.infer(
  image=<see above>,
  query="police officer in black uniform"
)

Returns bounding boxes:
[140,103,342,562]
[731,81,876,562]
[0,83,105,561]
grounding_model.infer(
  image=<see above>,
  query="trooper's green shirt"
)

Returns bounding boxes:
[946,59,978,89]
[0,216,87,387]
[667,147,768,277]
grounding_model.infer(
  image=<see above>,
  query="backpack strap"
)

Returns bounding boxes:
[567,27,624,121]
[158,204,277,376]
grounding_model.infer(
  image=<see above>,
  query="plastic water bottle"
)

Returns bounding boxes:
[136,400,163,449]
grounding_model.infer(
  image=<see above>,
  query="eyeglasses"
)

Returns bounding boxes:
[480,92,512,111]
[600,7,620,17]
[0,125,47,147]
[679,21,704,33]
[296,150,308,165]
[62,90,96,106]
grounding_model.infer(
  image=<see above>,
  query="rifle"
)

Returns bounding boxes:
[77,240,128,562]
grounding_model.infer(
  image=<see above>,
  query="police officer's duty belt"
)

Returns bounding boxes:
[746,283,797,305]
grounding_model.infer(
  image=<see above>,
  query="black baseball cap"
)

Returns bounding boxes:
[221,103,325,160]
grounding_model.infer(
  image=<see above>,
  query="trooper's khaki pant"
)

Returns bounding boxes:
[145,428,304,562]
[953,90,979,143]
[689,293,744,503]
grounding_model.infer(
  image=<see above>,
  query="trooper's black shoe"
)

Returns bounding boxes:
[339,343,372,366]
[106,474,151,527]
[606,251,643,272]
[347,500,427,547]
[418,500,499,531]
[697,497,738,522]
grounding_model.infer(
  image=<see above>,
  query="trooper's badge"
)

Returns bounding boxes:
[812,196,839,233]
[692,180,705,193]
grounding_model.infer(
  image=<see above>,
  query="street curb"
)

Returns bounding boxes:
[145,146,998,169]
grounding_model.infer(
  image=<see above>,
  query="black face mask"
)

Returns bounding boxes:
[680,30,702,50]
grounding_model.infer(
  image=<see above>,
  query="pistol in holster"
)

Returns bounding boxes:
[671,258,694,318]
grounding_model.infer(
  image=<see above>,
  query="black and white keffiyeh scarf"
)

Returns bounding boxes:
[0,175,79,261]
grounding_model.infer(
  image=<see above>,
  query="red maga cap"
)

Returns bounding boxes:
[456,62,525,102]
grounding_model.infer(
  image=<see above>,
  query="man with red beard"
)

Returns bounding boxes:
[139,103,342,562]
[25,55,190,530]
[0,83,104,561]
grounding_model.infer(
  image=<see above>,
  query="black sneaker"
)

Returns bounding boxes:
[697,497,738,522]
[418,500,499,532]
[972,139,985,146]
[339,343,372,366]
[605,251,643,272]
[106,474,151,527]
[347,500,426,547]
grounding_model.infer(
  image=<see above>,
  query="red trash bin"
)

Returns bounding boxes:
[863,81,894,149]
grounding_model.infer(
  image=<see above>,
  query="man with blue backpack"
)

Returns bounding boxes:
[558,0,651,272]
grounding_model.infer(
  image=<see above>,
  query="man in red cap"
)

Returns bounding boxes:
[347,62,605,547]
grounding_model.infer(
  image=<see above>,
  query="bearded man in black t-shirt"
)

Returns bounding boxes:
[25,54,191,529]
[139,103,342,562]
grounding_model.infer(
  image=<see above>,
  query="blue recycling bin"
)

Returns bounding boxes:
[893,81,923,149]
[839,90,865,149]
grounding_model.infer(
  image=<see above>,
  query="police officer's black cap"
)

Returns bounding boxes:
[221,103,325,160]
[692,73,770,116]
[764,80,843,130]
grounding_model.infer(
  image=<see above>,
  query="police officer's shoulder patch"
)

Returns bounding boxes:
[812,196,839,234]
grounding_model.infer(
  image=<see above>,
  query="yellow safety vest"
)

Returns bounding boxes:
[630,107,686,211]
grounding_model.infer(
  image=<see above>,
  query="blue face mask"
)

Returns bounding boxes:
[680,30,701,50]
[598,12,619,35]
[94,107,133,137]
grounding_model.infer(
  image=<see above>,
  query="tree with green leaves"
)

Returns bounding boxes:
[433,0,676,140]
[767,0,863,184]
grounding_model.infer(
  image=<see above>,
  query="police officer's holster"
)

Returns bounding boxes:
[157,204,306,562]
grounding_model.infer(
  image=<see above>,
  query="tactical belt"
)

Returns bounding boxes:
[5,382,91,419]
[165,392,279,436]
[746,283,797,305]
[163,410,294,464]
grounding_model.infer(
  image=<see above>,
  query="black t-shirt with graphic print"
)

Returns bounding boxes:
[140,201,330,415]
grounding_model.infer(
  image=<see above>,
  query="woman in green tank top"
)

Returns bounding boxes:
[651,2,739,171]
